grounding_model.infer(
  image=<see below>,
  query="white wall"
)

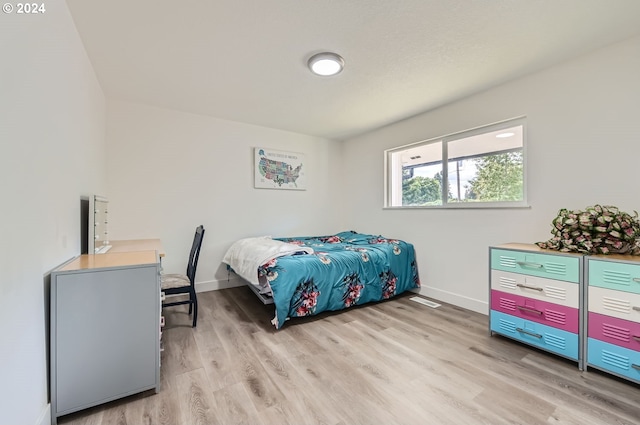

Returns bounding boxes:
[341,35,640,314]
[0,3,106,425]
[106,101,343,290]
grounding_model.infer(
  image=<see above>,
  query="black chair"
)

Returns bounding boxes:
[161,225,204,327]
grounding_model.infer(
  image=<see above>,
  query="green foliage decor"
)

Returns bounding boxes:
[536,205,640,255]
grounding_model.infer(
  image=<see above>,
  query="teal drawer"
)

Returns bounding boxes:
[588,259,640,295]
[491,248,580,283]
[588,338,640,384]
[490,310,579,361]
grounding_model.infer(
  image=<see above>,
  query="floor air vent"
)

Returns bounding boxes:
[410,296,441,308]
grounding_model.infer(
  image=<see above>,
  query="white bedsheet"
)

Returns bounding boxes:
[222,236,314,286]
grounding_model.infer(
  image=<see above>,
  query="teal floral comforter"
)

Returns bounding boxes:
[258,231,420,328]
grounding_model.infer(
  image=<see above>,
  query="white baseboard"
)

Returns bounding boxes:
[36,404,51,425]
[195,277,245,293]
[415,286,488,316]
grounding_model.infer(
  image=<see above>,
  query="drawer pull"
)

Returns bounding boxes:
[516,261,543,269]
[517,305,543,315]
[516,283,543,292]
[633,306,640,312]
[632,364,640,371]
[516,327,542,338]
[632,335,640,342]
[633,278,640,283]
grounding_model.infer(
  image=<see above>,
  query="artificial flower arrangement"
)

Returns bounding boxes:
[536,205,640,255]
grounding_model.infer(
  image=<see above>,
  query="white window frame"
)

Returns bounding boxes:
[384,117,528,209]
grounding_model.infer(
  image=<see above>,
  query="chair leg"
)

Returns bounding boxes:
[192,293,198,327]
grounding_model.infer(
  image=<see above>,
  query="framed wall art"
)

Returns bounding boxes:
[254,147,306,190]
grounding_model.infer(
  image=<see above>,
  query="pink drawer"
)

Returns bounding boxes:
[588,312,640,352]
[491,290,578,333]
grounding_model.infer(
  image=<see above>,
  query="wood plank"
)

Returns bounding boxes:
[160,322,203,377]
[210,382,265,425]
[174,368,220,425]
[59,287,640,425]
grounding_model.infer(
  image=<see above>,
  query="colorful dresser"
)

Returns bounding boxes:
[586,255,640,384]
[489,243,584,368]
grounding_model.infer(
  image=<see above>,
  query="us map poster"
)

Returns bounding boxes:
[254,148,306,190]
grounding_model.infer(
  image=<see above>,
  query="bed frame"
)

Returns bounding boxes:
[246,280,274,305]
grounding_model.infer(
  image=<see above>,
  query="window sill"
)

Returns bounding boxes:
[383,204,531,210]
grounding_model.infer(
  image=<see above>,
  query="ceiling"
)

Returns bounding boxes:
[65,0,640,140]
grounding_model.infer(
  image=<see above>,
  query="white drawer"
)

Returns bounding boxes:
[589,286,640,323]
[491,269,579,309]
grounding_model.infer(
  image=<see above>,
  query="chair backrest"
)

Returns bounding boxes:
[186,225,205,285]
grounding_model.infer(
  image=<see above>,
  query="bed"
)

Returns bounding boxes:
[223,230,421,328]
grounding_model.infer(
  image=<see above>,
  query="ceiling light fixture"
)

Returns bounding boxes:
[496,132,515,138]
[308,52,345,76]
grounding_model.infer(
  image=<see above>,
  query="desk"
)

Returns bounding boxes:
[59,250,157,271]
[50,242,162,424]
[109,238,165,257]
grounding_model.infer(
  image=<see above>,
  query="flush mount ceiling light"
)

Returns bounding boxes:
[308,52,345,76]
[496,132,515,138]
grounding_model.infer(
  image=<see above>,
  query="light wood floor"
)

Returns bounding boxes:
[59,287,640,425]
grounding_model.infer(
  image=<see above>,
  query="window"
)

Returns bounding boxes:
[385,117,526,208]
